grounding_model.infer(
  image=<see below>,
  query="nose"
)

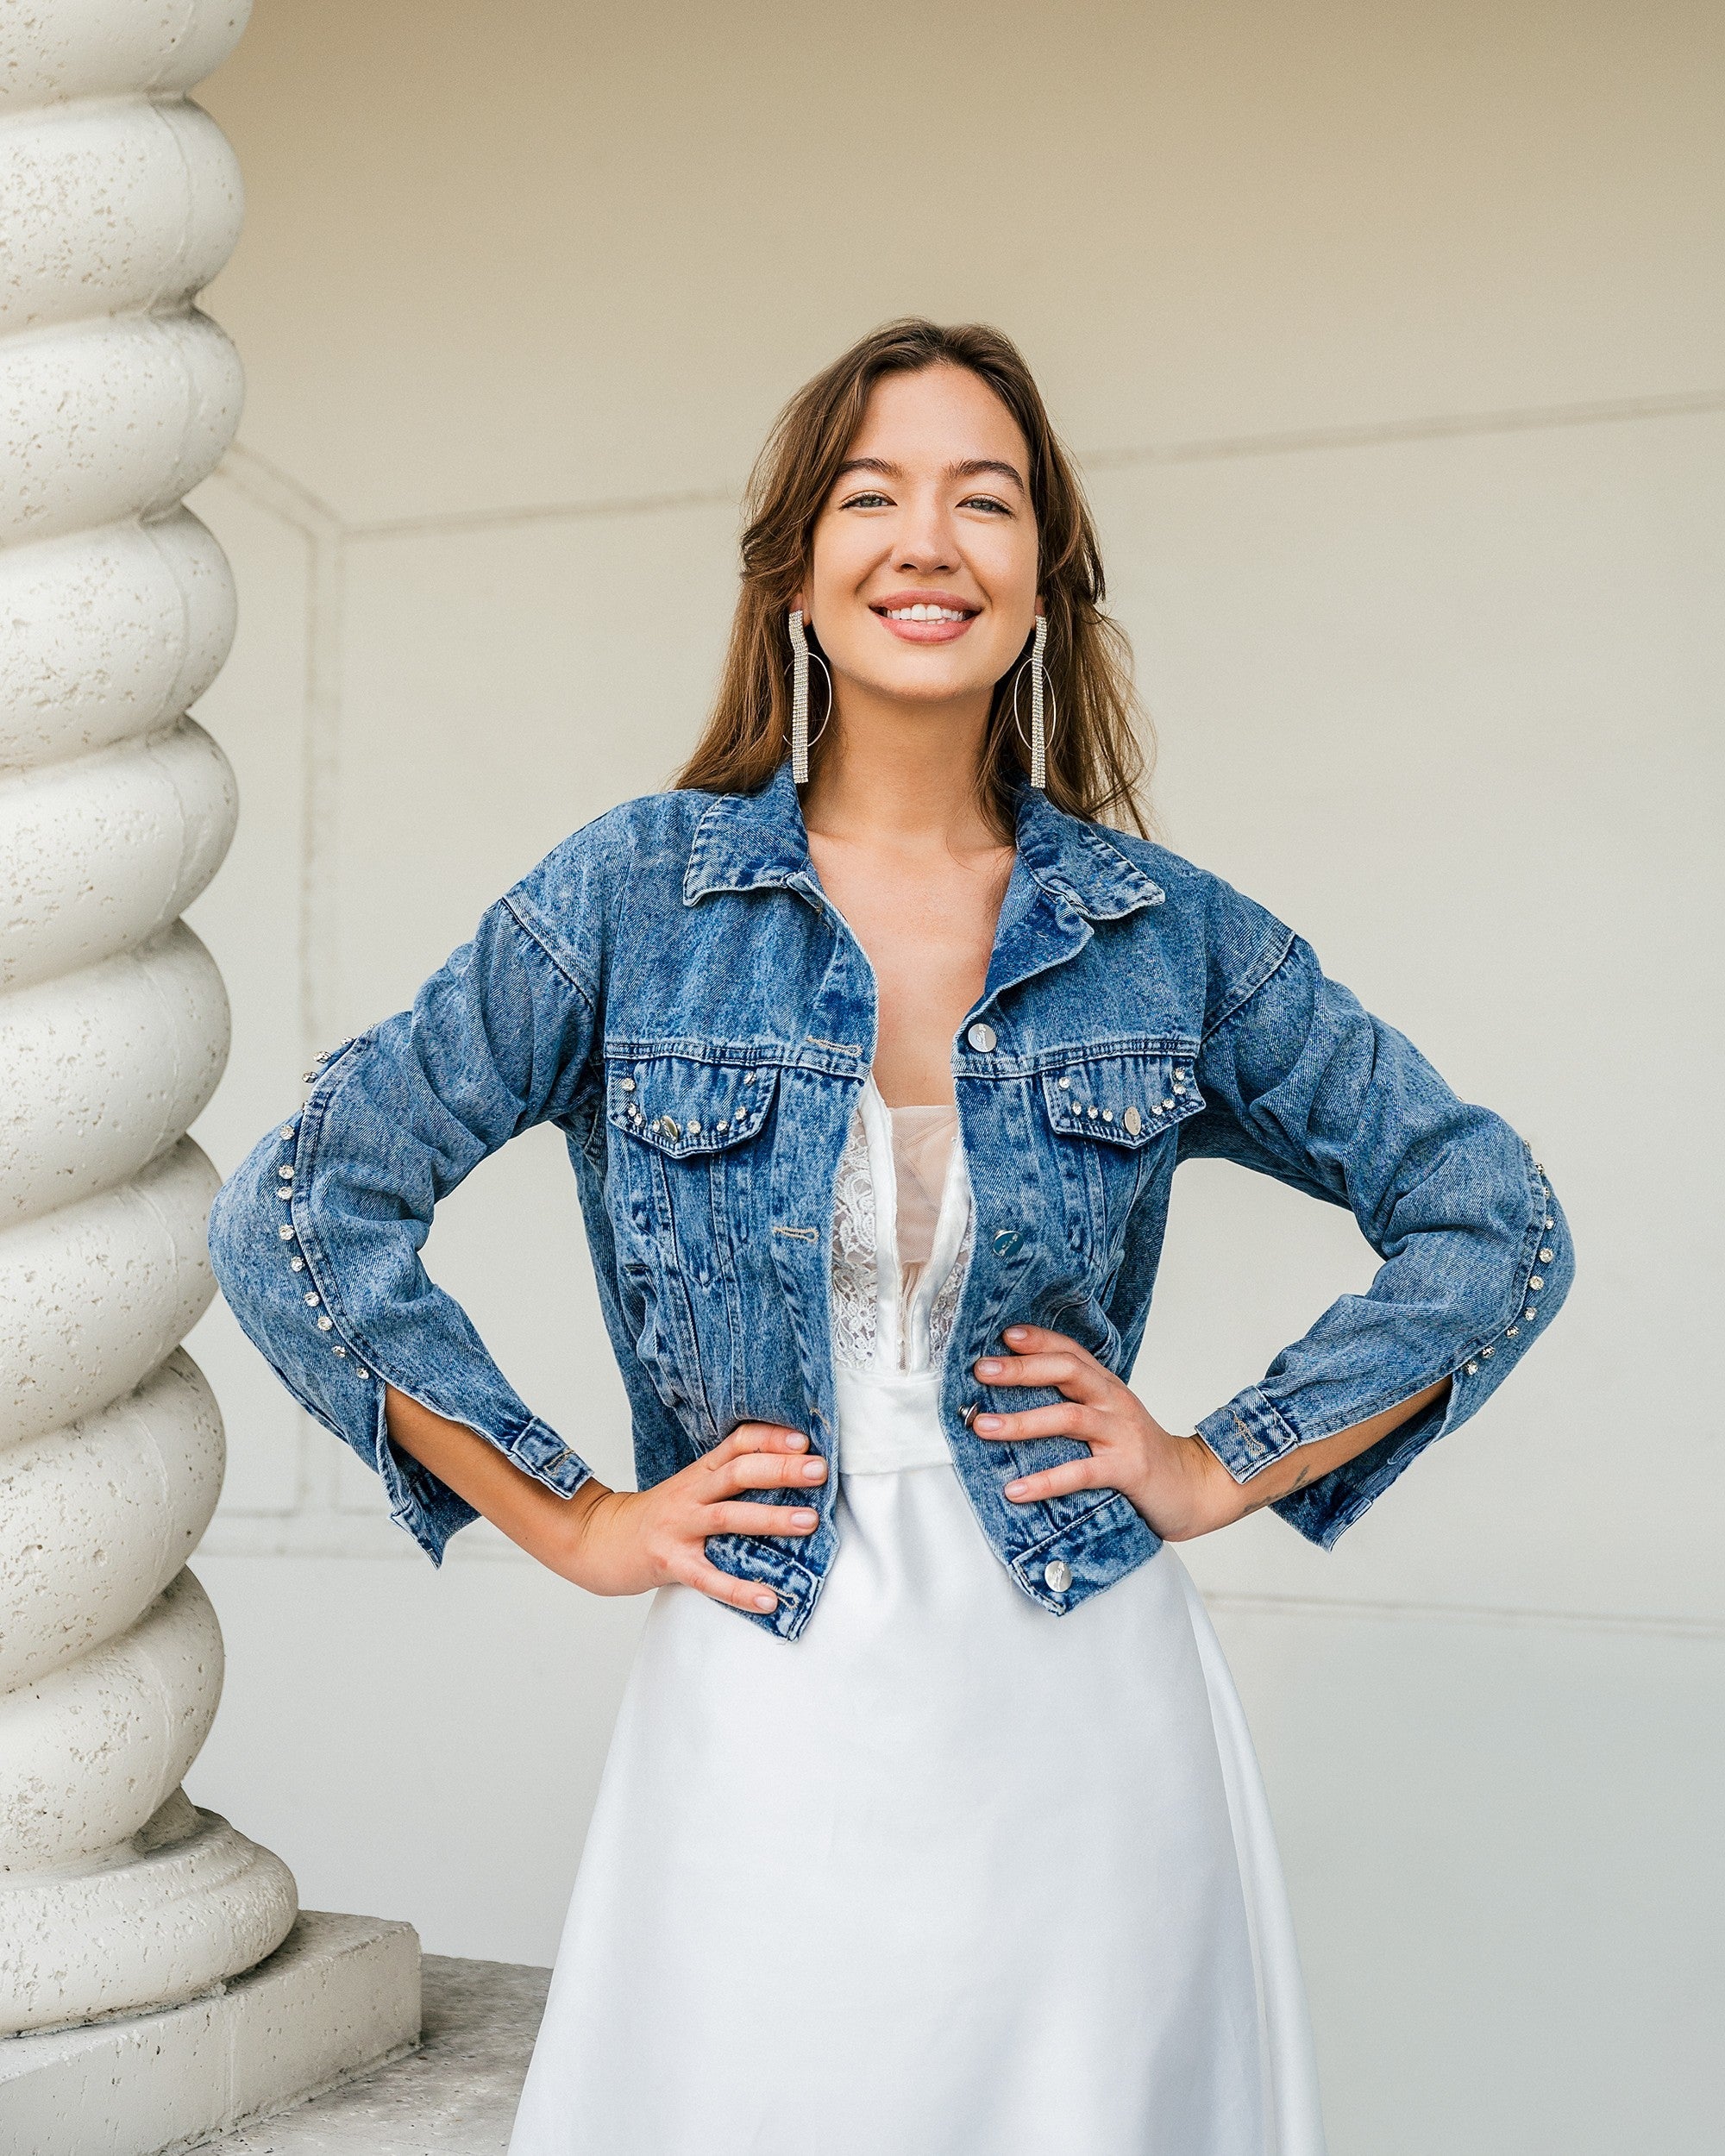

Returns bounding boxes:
[895,486,957,576]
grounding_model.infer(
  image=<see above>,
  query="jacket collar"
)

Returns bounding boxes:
[683,756,1164,921]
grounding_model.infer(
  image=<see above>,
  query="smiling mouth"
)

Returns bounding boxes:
[869,598,981,642]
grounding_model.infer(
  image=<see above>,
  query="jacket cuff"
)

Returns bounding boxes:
[1195,1384,1302,1481]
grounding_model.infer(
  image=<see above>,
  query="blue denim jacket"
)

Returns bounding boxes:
[208,758,1572,1639]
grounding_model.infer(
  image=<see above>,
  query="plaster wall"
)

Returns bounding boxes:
[177,4,1722,2149]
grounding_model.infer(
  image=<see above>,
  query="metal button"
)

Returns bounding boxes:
[1540,1248,1553,1263]
[317,1316,333,1332]
[1101,1109,1114,1123]
[278,1125,293,1140]
[966,1022,997,1052]
[1044,1559,1072,1594]
[1057,1075,1071,1089]
[1123,1106,1143,1135]
[1466,1361,1478,1375]
[992,1228,1023,1257]
[290,1257,304,1272]
[1087,1105,1099,1119]
[1529,1275,1543,1290]
[304,1293,319,1307]
[277,1165,293,1179]
[278,1225,294,1240]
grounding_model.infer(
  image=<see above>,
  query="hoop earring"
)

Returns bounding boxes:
[787,609,832,783]
[1012,615,1055,789]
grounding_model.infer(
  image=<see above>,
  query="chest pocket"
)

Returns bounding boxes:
[1038,1049,1204,1264]
[604,1056,780,1436]
[606,1056,778,1261]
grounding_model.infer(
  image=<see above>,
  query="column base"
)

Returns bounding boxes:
[0,1909,421,2156]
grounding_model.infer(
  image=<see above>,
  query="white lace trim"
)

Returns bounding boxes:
[830,1101,973,1373]
[830,1108,878,1371]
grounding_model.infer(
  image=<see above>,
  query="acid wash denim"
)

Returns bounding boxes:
[208,756,1574,1640]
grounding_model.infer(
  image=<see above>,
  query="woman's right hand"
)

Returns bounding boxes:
[558,1421,826,1614]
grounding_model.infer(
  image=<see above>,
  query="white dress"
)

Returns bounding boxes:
[508,1079,1329,2155]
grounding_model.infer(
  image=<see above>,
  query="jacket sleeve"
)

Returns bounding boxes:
[206,884,602,1564]
[1177,914,1575,1548]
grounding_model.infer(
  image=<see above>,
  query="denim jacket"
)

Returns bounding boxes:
[207,758,1573,1639]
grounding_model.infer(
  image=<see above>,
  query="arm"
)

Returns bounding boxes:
[206,882,604,1564]
[971,917,1571,1542]
[379,1382,827,1614]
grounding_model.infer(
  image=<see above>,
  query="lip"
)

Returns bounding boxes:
[869,588,981,645]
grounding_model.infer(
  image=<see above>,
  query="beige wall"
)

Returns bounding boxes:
[179,4,1722,2149]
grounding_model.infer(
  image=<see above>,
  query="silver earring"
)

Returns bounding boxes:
[787,609,831,783]
[1013,615,1054,788]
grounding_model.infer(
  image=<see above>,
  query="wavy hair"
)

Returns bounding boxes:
[674,318,1151,836]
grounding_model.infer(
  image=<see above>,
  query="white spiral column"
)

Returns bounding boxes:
[0,0,298,2034]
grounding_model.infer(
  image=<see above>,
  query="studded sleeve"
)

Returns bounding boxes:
[206,890,601,1564]
[1179,924,1575,1547]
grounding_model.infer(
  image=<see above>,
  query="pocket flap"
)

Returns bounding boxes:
[606,1057,780,1156]
[1039,1050,1203,1148]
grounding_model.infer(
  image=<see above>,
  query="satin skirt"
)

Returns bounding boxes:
[507,1370,1328,2155]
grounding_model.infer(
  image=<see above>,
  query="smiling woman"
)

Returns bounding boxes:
[208,317,1571,2155]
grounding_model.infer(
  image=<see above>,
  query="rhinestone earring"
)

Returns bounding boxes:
[787,609,831,783]
[1013,614,1054,788]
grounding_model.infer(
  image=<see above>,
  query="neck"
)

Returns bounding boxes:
[800,683,1007,856]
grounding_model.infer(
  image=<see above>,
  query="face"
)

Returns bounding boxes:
[802,364,1040,718]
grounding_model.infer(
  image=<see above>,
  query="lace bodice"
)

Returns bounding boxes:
[830,1087,974,1375]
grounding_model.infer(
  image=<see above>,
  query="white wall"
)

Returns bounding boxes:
[179,5,1722,2150]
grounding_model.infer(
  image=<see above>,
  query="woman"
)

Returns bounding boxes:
[208,319,1572,2154]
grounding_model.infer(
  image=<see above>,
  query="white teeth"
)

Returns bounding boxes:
[886,605,969,623]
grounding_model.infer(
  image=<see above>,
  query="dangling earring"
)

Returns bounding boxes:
[1013,614,1055,788]
[787,609,831,783]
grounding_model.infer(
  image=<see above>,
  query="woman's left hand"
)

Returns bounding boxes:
[970,1324,1244,1542]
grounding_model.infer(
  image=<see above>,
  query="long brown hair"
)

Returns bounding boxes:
[674,318,1151,837]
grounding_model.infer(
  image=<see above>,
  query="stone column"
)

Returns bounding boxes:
[0,0,298,2036]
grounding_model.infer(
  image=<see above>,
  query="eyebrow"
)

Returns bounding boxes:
[833,455,1027,492]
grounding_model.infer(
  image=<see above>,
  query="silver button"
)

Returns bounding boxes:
[317,1316,333,1331]
[1123,1106,1143,1135]
[967,1022,997,1052]
[1508,1326,1519,1338]
[278,1125,293,1140]
[278,1225,294,1240]
[1544,1216,1554,1230]
[1540,1248,1553,1263]
[1524,1307,1537,1320]
[1057,1075,1071,1089]
[290,1257,304,1271]
[1101,1109,1114,1123]
[620,1077,636,1092]
[1529,1275,1543,1290]
[1087,1105,1099,1119]
[304,1293,319,1307]
[1162,1097,1176,1109]
[1044,1559,1072,1594]
[1466,1361,1478,1375]
[354,1366,368,1379]
[687,1119,701,1133]
[277,1165,293,1179]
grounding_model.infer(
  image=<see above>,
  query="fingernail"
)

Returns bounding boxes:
[785,1431,807,1449]
[1005,1326,1029,1341]
[792,1509,817,1527]
[974,1413,1003,1432]
[1005,1479,1028,1497]
[801,1459,825,1479]
[754,1591,777,1611]
[975,1359,1003,1376]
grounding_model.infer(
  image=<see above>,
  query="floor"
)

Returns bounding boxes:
[195,1956,550,2154]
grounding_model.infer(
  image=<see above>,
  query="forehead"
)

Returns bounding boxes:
[843,364,1028,469]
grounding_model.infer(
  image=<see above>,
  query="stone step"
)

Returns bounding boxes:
[190,1948,550,2155]
[0,1910,424,2156]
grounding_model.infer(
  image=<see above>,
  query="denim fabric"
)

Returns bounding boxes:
[208,758,1573,1639]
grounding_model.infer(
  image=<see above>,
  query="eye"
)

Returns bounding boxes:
[837,490,893,511]
[959,494,1013,515]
